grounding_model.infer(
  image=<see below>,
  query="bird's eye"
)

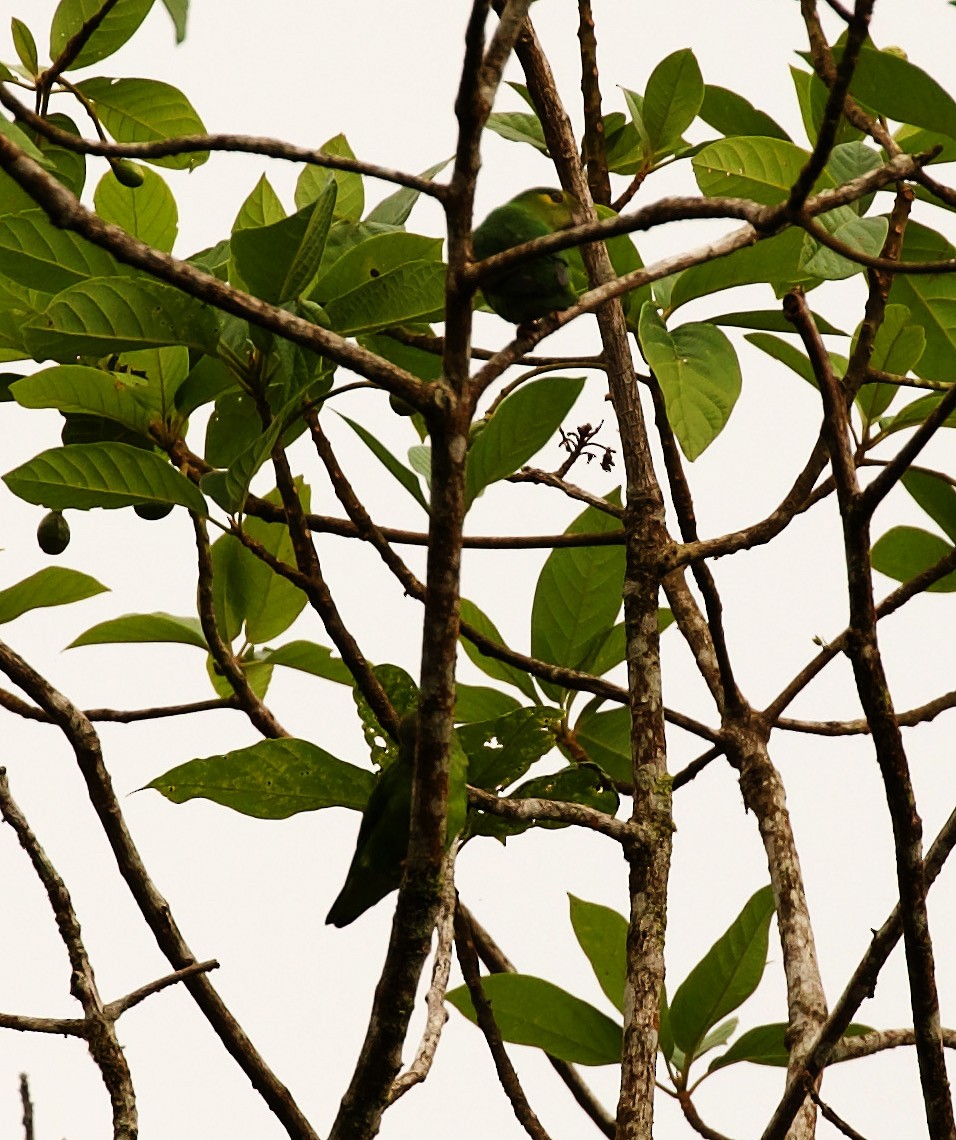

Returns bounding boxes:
[548,191,564,204]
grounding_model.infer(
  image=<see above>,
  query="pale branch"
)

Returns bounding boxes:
[327,8,536,1137]
[387,847,459,1103]
[453,902,554,1140]
[191,512,288,739]
[0,767,137,1139]
[510,13,672,1140]
[458,902,616,1139]
[832,1027,956,1063]
[0,640,319,1140]
[864,368,953,392]
[1,84,444,197]
[785,289,955,1138]
[466,784,637,844]
[762,801,956,1140]
[0,128,425,406]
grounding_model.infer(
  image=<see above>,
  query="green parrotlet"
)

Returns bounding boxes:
[325,713,469,928]
[472,187,579,325]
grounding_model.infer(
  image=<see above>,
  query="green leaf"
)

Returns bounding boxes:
[365,158,450,225]
[846,45,956,140]
[879,392,956,437]
[75,77,207,170]
[707,1021,872,1072]
[147,737,374,819]
[0,208,134,294]
[667,228,818,313]
[323,260,446,335]
[50,0,154,69]
[799,209,888,281]
[295,134,363,220]
[699,85,790,141]
[260,640,353,685]
[902,469,956,545]
[446,974,622,1066]
[573,701,631,784]
[669,885,775,1064]
[460,598,538,702]
[745,332,847,389]
[93,165,178,252]
[338,413,428,511]
[12,18,39,74]
[530,496,624,700]
[232,174,286,233]
[457,707,556,792]
[569,895,627,1014]
[311,231,442,303]
[889,222,956,381]
[713,309,845,335]
[231,187,336,304]
[11,364,154,436]
[854,304,924,425]
[639,305,741,460]
[871,526,956,592]
[466,376,584,507]
[3,442,207,513]
[472,764,618,841]
[0,566,108,625]
[68,611,205,649]
[642,49,704,153]
[485,112,548,153]
[454,684,520,725]
[159,0,187,42]
[23,276,220,359]
[693,137,813,204]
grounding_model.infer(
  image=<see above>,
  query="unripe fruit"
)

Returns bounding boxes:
[134,502,174,520]
[37,510,70,555]
[110,159,145,188]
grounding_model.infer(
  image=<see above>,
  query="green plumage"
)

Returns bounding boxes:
[472,187,579,325]
[325,715,469,928]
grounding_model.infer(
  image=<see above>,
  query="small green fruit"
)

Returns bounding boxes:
[389,392,418,417]
[110,159,145,188]
[134,502,174,520]
[37,510,70,555]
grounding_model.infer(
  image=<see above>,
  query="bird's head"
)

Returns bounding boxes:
[514,187,579,231]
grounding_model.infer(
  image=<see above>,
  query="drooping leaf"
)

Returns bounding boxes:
[458,707,556,792]
[530,496,624,700]
[11,365,154,436]
[745,332,847,389]
[466,376,584,506]
[338,413,429,511]
[447,974,622,1066]
[569,895,627,1014]
[93,165,178,252]
[4,442,207,513]
[0,209,134,294]
[846,45,956,140]
[75,76,208,170]
[699,85,790,141]
[23,277,220,359]
[459,598,539,702]
[68,611,206,649]
[639,305,741,460]
[454,684,521,725]
[871,526,956,591]
[902,469,956,544]
[0,567,108,625]
[889,223,956,381]
[708,1022,873,1072]
[485,112,548,153]
[259,640,353,685]
[147,738,374,819]
[50,0,155,69]
[669,885,775,1064]
[573,701,632,784]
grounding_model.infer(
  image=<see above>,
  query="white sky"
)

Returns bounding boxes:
[1,2,955,1137]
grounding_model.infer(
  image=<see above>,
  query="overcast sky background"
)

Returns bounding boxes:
[1,2,955,1137]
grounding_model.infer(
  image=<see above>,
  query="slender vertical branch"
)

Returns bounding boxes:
[785,290,955,1139]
